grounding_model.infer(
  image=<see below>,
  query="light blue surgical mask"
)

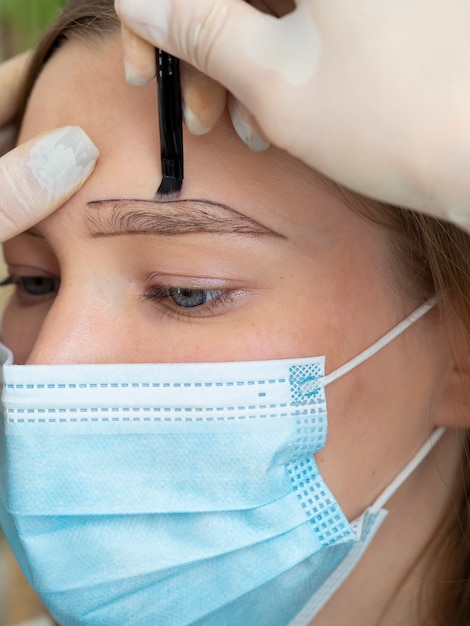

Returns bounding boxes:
[0,299,441,626]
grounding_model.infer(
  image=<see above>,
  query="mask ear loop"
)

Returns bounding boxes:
[369,426,446,513]
[301,297,437,398]
[307,296,443,515]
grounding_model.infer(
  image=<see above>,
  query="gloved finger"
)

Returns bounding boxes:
[0,51,31,127]
[178,0,287,138]
[181,63,226,135]
[120,23,156,86]
[0,126,99,243]
[228,94,270,152]
[452,211,470,234]
[115,0,261,85]
[120,21,227,137]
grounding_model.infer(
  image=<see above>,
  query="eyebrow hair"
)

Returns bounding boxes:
[85,199,285,239]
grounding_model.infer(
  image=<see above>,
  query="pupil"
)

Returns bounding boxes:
[22,277,58,295]
[172,288,206,308]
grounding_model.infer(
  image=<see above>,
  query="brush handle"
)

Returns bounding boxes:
[157,50,184,181]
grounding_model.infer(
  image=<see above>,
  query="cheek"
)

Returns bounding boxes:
[0,300,51,364]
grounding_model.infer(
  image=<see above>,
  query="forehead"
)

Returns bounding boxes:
[20,37,162,201]
[18,36,363,240]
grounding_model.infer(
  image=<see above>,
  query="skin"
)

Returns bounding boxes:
[1,37,466,625]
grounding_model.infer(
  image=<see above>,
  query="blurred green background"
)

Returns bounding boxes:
[0,0,67,61]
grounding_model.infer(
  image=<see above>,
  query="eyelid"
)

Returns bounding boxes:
[4,264,59,279]
[144,272,244,290]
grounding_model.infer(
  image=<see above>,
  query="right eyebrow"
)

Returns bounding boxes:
[85,198,286,239]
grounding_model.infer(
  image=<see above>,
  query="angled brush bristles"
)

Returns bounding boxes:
[156,176,183,199]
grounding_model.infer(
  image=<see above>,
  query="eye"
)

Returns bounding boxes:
[167,287,224,308]
[142,284,234,319]
[0,275,60,300]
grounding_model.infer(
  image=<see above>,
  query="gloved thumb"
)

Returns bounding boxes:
[0,127,99,243]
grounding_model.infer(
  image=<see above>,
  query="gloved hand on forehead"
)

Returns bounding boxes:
[116,0,470,234]
[0,54,99,244]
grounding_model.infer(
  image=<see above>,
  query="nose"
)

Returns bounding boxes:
[26,278,130,365]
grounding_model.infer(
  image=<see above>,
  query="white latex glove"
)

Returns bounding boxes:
[115,0,470,233]
[120,23,227,136]
[0,127,99,243]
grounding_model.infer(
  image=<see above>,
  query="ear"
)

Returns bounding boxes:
[434,348,470,429]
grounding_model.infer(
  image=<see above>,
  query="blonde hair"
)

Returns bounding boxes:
[15,1,470,624]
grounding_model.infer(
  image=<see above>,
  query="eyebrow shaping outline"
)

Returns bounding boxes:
[85,199,285,239]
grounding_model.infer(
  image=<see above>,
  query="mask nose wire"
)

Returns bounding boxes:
[300,297,437,398]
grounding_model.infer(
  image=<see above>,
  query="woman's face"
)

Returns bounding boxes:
[1,37,448,519]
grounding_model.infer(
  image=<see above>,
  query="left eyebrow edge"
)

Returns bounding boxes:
[85,199,285,239]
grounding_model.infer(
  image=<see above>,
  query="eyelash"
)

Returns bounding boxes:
[0,274,236,319]
[142,285,235,319]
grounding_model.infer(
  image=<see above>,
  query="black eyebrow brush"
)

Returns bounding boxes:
[156,50,184,197]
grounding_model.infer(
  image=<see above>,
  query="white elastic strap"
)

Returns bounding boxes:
[318,297,437,390]
[370,427,446,511]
